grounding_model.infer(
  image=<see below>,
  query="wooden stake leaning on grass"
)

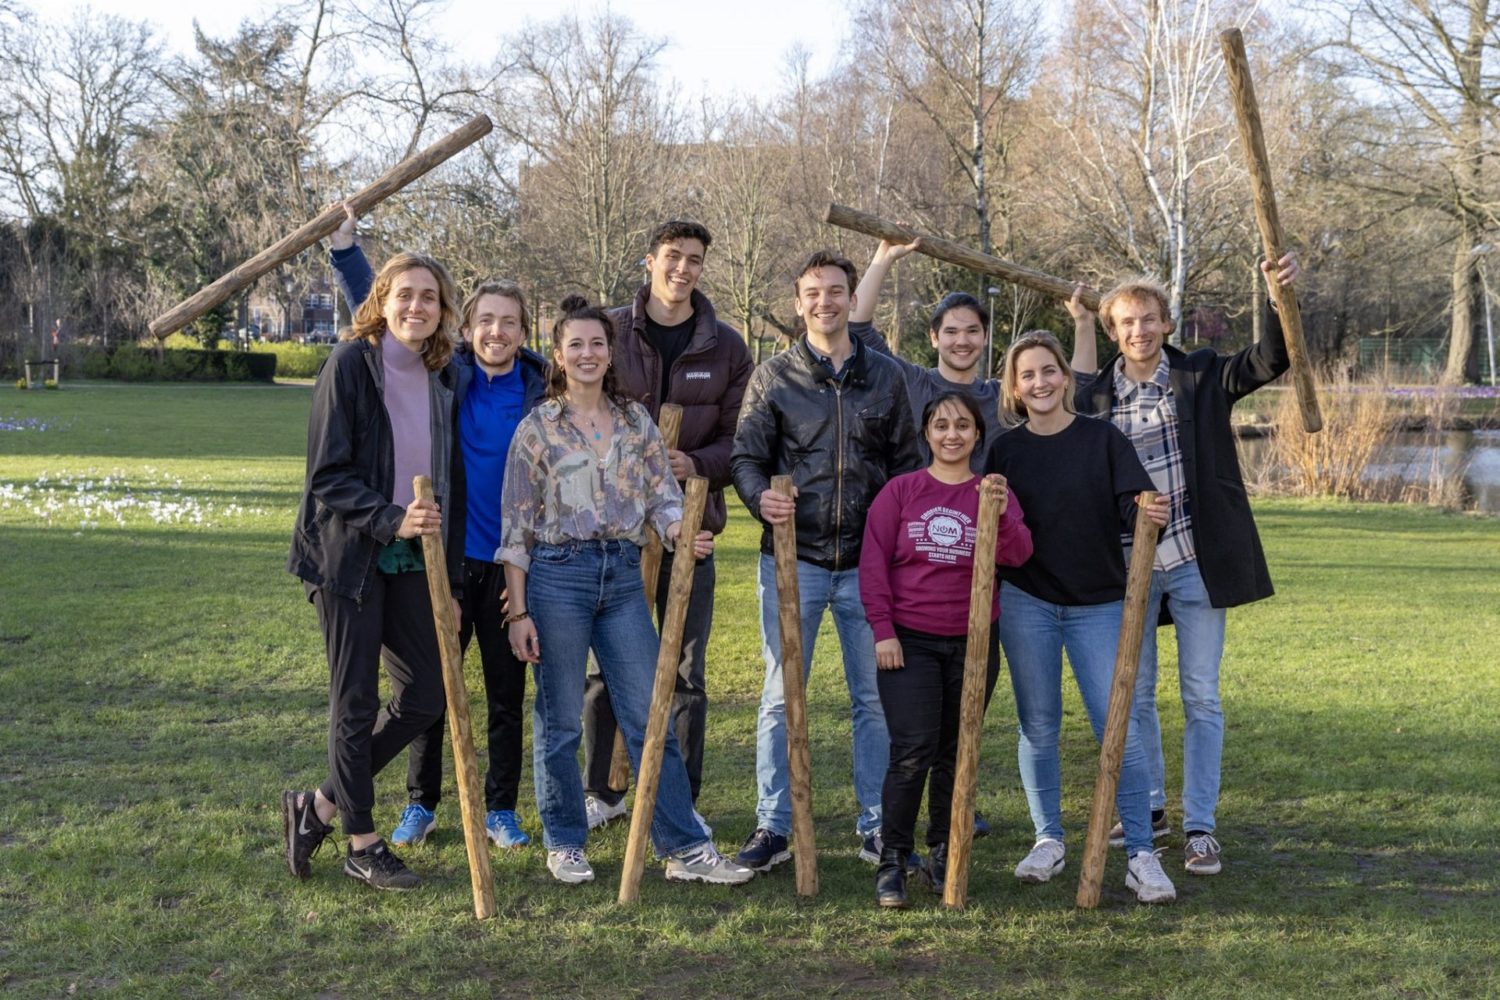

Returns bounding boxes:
[823,203,1101,312]
[148,115,494,337]
[1219,28,1323,434]
[1076,491,1159,910]
[943,478,1003,910]
[609,402,686,792]
[771,473,818,896]
[618,476,708,905]
[413,475,497,921]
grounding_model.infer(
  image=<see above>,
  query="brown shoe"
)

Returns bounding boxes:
[1184,832,1222,875]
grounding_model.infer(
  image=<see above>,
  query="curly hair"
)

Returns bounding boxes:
[543,294,637,423]
[999,330,1076,427]
[343,252,459,372]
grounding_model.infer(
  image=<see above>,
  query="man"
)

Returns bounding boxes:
[731,250,921,870]
[1072,253,1301,877]
[582,220,754,828]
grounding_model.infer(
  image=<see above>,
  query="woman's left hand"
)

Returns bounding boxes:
[1140,493,1170,529]
[689,529,713,559]
[875,638,905,670]
[979,473,1009,516]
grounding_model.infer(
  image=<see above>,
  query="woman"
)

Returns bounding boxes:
[328,208,547,852]
[499,295,752,887]
[282,249,466,891]
[984,331,1177,904]
[859,391,1033,908]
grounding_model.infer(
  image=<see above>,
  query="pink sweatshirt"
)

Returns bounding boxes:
[859,469,1033,641]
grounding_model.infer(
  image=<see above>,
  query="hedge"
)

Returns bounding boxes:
[80,344,278,383]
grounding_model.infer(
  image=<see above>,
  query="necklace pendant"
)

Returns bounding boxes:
[593,430,602,441]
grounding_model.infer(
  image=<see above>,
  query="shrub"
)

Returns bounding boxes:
[15,378,25,390]
[249,341,331,379]
[43,379,58,390]
[80,350,112,379]
[73,344,278,383]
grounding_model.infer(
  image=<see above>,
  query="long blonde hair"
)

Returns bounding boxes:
[343,252,460,372]
[1000,331,1076,426]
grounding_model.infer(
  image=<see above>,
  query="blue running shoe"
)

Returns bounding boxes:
[486,809,530,848]
[390,804,435,847]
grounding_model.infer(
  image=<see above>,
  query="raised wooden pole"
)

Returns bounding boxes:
[943,480,1003,909]
[149,114,494,337]
[771,473,818,896]
[413,475,496,920]
[1076,491,1160,910]
[823,203,1100,312]
[1219,29,1323,434]
[610,402,685,792]
[618,477,708,905]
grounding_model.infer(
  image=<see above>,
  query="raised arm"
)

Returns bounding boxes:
[1067,283,1100,375]
[328,204,374,310]
[851,239,921,324]
[1220,252,1301,402]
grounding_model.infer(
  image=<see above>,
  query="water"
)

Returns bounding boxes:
[1237,428,1500,514]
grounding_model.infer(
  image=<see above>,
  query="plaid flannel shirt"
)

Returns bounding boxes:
[1111,356,1195,572]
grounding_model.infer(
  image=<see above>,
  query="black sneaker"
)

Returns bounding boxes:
[281,790,332,879]
[735,828,791,872]
[344,840,422,891]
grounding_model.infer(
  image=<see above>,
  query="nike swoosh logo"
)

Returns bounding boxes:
[298,810,315,837]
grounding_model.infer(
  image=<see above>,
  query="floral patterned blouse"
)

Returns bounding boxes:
[498,398,683,572]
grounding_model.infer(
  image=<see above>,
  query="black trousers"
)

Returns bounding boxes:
[876,624,1000,854]
[582,549,714,805]
[404,558,528,812]
[314,571,446,836]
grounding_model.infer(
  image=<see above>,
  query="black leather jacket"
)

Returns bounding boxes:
[287,338,466,602]
[731,335,921,570]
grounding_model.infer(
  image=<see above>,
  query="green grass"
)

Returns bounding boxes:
[3,383,1499,998]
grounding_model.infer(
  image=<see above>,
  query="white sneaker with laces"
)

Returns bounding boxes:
[584,794,627,830]
[1126,849,1177,904]
[1014,838,1066,883]
[665,843,755,884]
[547,848,595,885]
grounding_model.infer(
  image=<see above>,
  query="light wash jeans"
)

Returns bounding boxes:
[754,553,888,837]
[997,582,1155,856]
[526,539,707,856]
[1132,559,1227,834]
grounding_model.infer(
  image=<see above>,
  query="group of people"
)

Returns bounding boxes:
[280,208,1301,908]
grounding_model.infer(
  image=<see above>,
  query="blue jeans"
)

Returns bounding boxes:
[1133,559,1226,834]
[526,540,707,856]
[755,553,887,837]
[997,582,1155,856]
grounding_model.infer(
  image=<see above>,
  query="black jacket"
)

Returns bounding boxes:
[1075,311,1289,608]
[731,335,921,570]
[608,285,753,534]
[287,338,466,602]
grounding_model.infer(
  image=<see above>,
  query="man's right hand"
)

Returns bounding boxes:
[758,486,797,525]
[330,202,357,251]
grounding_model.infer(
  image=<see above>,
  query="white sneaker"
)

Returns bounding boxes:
[1014,838,1066,883]
[664,843,755,885]
[1126,849,1177,904]
[547,847,595,885]
[584,794,627,830]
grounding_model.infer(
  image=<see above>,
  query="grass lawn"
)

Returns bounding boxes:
[3,382,1498,998]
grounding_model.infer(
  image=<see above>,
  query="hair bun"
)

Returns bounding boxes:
[558,294,590,313]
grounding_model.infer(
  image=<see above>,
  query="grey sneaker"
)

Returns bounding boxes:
[585,795,627,830]
[1184,832,1223,875]
[665,843,755,885]
[547,847,595,885]
[1126,848,1177,903]
[1108,812,1170,848]
[1014,838,1066,883]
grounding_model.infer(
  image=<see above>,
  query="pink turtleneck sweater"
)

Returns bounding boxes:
[381,329,432,509]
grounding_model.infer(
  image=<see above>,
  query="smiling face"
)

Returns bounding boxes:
[382,266,441,350]
[646,237,706,308]
[463,292,523,373]
[1011,344,1072,419]
[794,265,855,341]
[1105,293,1171,370]
[925,398,980,468]
[931,305,986,379]
[554,317,611,391]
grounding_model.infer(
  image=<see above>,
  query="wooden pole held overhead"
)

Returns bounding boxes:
[1076,491,1159,910]
[413,475,497,920]
[1219,28,1323,434]
[618,477,709,905]
[771,474,818,897]
[149,114,494,338]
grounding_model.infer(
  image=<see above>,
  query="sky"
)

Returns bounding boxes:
[57,0,853,105]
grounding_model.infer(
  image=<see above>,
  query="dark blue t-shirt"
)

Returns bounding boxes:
[462,360,526,561]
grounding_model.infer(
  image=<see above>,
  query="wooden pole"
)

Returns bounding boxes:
[610,402,685,792]
[943,480,1003,910]
[148,115,494,337]
[619,477,708,904]
[771,474,818,896]
[413,475,497,920]
[823,203,1100,312]
[1076,491,1160,910]
[1219,29,1323,434]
